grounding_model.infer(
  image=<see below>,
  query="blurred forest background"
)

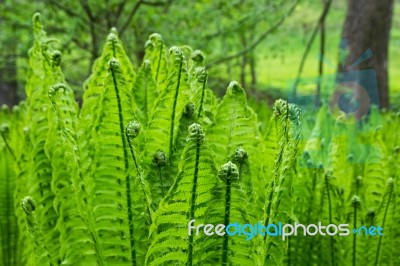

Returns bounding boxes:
[0,0,399,109]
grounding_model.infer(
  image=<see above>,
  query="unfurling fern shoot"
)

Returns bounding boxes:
[146,123,220,266]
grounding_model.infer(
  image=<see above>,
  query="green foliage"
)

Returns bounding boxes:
[1,13,399,266]
[45,83,100,265]
[146,123,220,265]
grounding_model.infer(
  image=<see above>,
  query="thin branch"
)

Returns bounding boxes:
[316,0,328,107]
[141,0,169,6]
[120,0,144,36]
[47,0,83,20]
[46,0,108,34]
[119,0,168,36]
[105,0,113,29]
[207,0,300,68]
[79,0,96,21]
[291,0,332,99]
[116,0,128,19]
[203,4,278,40]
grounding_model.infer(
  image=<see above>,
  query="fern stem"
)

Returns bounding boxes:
[222,165,233,266]
[187,133,201,266]
[302,168,318,265]
[263,180,275,240]
[324,172,335,266]
[126,130,153,226]
[157,166,165,197]
[110,66,136,266]
[226,92,237,158]
[0,131,18,164]
[265,104,289,230]
[21,197,55,266]
[353,207,357,266]
[287,237,291,266]
[374,180,393,266]
[197,72,207,119]
[168,59,183,162]
[264,105,288,243]
[155,44,163,82]
[4,158,11,265]
[352,196,360,266]
[144,68,149,125]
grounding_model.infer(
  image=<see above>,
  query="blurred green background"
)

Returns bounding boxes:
[1,0,399,108]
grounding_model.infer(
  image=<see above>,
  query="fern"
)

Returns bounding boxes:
[45,83,103,265]
[142,46,190,206]
[21,196,56,266]
[144,33,169,88]
[351,195,361,266]
[133,60,159,126]
[146,123,220,265]
[144,46,189,162]
[78,31,136,213]
[190,66,217,126]
[208,81,260,164]
[374,178,395,266]
[262,100,301,266]
[0,123,18,266]
[207,81,262,214]
[216,161,255,265]
[24,14,65,263]
[2,14,400,266]
[91,58,146,265]
[80,28,135,128]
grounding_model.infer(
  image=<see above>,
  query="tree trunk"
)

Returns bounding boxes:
[240,33,248,89]
[340,0,394,109]
[0,0,19,107]
[249,51,257,93]
[0,51,18,107]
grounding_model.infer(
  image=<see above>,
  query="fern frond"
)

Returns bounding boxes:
[91,58,146,265]
[80,29,135,126]
[24,14,64,263]
[207,81,262,214]
[21,196,56,266]
[78,31,136,200]
[133,60,159,127]
[146,123,220,266]
[144,46,190,164]
[0,124,19,266]
[374,178,395,266]
[216,161,256,265]
[262,100,301,266]
[144,33,169,88]
[190,67,217,127]
[45,83,103,265]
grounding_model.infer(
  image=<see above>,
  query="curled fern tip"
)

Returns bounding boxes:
[191,50,205,63]
[188,123,204,141]
[183,102,195,118]
[21,196,36,215]
[218,161,239,181]
[153,149,167,166]
[51,50,62,67]
[126,121,141,139]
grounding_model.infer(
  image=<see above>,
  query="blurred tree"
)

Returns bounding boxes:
[0,0,297,105]
[340,0,394,109]
[0,0,24,106]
